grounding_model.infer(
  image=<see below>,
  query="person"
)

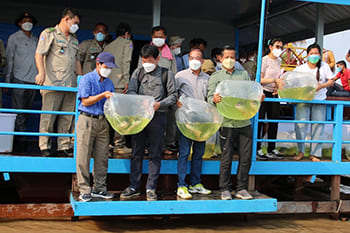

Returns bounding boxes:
[76,52,116,202]
[211,46,245,72]
[293,43,335,162]
[322,48,335,72]
[5,12,38,133]
[183,38,207,69]
[257,38,284,160]
[35,8,82,157]
[103,22,133,154]
[79,22,109,74]
[169,36,185,72]
[207,45,256,200]
[0,39,7,108]
[121,44,176,201]
[242,50,257,81]
[327,60,350,97]
[175,49,211,199]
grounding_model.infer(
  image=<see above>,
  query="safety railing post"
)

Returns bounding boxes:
[332,103,343,163]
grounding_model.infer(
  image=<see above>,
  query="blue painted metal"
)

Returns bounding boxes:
[235,28,240,59]
[0,83,77,92]
[332,104,343,162]
[297,0,350,6]
[70,193,277,216]
[0,108,76,115]
[0,132,74,137]
[3,173,10,181]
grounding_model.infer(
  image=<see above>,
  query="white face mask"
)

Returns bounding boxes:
[152,38,165,47]
[272,48,282,58]
[172,47,181,56]
[222,58,235,70]
[69,23,79,34]
[189,59,202,71]
[143,63,156,73]
[99,67,112,78]
[21,22,33,32]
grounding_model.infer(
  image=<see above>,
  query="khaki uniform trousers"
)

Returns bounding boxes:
[76,114,109,194]
[39,91,75,151]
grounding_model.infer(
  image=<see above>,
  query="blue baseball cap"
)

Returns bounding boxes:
[96,52,118,68]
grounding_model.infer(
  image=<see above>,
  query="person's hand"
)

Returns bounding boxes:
[154,102,161,111]
[176,100,183,108]
[103,91,114,99]
[276,78,286,89]
[260,93,265,102]
[316,83,323,92]
[123,83,128,94]
[35,73,45,85]
[213,93,222,104]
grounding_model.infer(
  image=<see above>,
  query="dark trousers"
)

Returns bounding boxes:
[219,125,252,192]
[130,112,166,191]
[11,77,36,132]
[257,90,280,153]
[327,83,350,97]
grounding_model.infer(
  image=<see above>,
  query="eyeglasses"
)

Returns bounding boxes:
[275,45,283,49]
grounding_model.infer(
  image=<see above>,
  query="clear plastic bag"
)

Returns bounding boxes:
[104,93,155,135]
[278,71,317,100]
[215,80,263,120]
[176,97,223,142]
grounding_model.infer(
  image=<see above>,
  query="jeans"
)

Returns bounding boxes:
[327,83,350,97]
[219,126,252,192]
[295,103,326,157]
[257,90,280,153]
[130,112,166,191]
[177,132,206,187]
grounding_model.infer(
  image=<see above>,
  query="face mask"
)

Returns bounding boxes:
[172,47,181,56]
[99,67,112,78]
[189,59,202,71]
[21,22,33,32]
[222,58,235,70]
[336,67,342,73]
[152,38,165,47]
[308,54,320,64]
[95,32,106,42]
[69,23,79,34]
[143,63,156,73]
[272,48,282,58]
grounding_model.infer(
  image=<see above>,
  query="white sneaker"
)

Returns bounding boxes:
[177,186,192,199]
[189,184,212,194]
[235,189,253,200]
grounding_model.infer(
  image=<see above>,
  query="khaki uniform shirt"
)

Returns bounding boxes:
[103,37,133,89]
[79,39,106,74]
[36,25,79,87]
[0,39,7,67]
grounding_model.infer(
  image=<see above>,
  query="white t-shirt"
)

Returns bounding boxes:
[294,61,334,100]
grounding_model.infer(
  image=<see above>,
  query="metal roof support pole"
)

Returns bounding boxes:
[235,28,239,59]
[251,0,267,161]
[315,3,324,51]
[153,0,161,27]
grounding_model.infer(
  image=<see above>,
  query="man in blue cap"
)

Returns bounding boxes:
[76,52,116,202]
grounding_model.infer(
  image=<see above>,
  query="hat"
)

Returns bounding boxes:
[96,52,118,68]
[15,12,38,27]
[201,59,216,75]
[169,36,185,45]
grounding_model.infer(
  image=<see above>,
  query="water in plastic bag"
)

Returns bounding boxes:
[215,80,263,120]
[277,71,317,100]
[176,97,223,142]
[104,93,155,135]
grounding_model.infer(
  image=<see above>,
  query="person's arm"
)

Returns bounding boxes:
[328,51,335,69]
[81,91,113,106]
[0,39,7,68]
[35,30,52,85]
[316,65,335,91]
[78,41,88,64]
[76,60,82,76]
[126,69,139,95]
[4,36,14,82]
[170,52,178,74]
[35,53,46,85]
[207,74,219,105]
[122,40,133,93]
[158,70,177,110]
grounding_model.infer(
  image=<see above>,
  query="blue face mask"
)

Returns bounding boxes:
[95,32,106,42]
[336,67,342,73]
[308,54,320,64]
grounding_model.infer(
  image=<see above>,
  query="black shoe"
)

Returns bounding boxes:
[120,187,140,200]
[91,190,114,199]
[56,149,73,157]
[41,149,51,157]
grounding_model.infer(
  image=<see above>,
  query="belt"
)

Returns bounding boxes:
[80,111,105,119]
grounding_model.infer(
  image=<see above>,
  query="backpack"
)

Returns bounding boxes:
[137,67,168,96]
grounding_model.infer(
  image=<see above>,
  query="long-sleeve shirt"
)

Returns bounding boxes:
[127,66,177,112]
[5,30,38,83]
[207,68,251,128]
[175,68,209,101]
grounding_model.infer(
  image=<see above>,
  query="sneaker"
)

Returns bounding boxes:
[177,186,192,199]
[91,191,114,199]
[235,189,253,200]
[79,193,92,202]
[115,146,132,155]
[257,149,265,156]
[221,190,232,200]
[266,149,283,159]
[189,184,212,195]
[146,189,157,201]
[120,187,140,200]
[256,149,268,160]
